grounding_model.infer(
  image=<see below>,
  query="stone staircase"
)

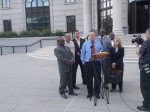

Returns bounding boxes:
[27,35,140,63]
[27,46,57,60]
[122,34,138,63]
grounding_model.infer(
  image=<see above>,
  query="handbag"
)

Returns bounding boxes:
[106,69,122,84]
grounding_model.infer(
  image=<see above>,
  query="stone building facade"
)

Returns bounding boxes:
[0,0,149,36]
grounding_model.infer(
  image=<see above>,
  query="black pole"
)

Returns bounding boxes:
[13,47,15,54]
[0,47,2,55]
[26,46,28,53]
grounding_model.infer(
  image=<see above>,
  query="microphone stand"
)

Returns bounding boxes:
[90,46,101,106]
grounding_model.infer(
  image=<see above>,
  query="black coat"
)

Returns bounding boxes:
[109,47,124,70]
[72,38,85,61]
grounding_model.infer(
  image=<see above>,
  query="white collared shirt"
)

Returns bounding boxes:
[65,41,75,57]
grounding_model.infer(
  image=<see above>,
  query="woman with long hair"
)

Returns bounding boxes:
[109,36,124,92]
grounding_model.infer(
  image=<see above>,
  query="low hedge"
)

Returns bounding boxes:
[0,32,18,38]
[0,29,64,38]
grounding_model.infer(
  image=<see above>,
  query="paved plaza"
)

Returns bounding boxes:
[0,52,143,112]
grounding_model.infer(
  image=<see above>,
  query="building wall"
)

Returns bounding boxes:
[50,0,83,33]
[0,0,26,32]
[92,0,98,32]
[122,0,129,34]
[0,0,129,35]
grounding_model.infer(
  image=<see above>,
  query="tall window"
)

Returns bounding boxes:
[65,0,75,3]
[66,16,76,33]
[3,20,12,32]
[25,0,50,30]
[2,0,10,8]
[98,0,112,34]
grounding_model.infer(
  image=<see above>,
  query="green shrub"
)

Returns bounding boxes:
[55,30,64,36]
[41,29,52,36]
[0,29,64,38]
[20,30,41,37]
[0,32,18,38]
[19,30,30,37]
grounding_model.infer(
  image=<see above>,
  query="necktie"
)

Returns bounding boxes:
[100,37,103,47]
[91,41,95,54]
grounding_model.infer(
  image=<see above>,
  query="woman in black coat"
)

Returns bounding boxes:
[109,36,124,92]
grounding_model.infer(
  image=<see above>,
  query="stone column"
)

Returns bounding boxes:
[112,0,124,36]
[83,0,92,37]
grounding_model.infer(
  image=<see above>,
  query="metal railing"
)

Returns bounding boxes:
[0,38,56,55]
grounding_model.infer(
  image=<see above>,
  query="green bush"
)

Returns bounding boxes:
[0,29,64,38]
[20,30,41,37]
[41,29,52,36]
[0,32,18,38]
[19,30,30,37]
[55,30,64,36]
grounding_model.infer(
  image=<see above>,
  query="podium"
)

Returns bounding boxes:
[92,52,109,59]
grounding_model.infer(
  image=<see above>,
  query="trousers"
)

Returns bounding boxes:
[140,69,150,109]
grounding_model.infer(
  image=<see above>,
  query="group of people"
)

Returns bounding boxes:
[54,29,125,100]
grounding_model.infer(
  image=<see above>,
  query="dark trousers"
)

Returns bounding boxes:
[102,58,110,84]
[140,70,150,109]
[72,59,86,86]
[59,70,74,95]
[111,71,123,90]
[84,61,101,96]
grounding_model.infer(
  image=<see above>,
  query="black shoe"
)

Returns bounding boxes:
[119,89,123,92]
[110,89,116,92]
[60,94,67,99]
[87,94,93,98]
[95,95,100,99]
[73,85,79,89]
[137,106,150,111]
[104,84,109,90]
[69,92,78,96]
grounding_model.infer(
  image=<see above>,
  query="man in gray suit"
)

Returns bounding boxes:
[54,37,78,99]
[97,29,112,88]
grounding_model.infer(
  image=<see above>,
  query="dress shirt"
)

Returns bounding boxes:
[111,40,114,46]
[76,38,80,48]
[81,39,103,64]
[65,41,75,57]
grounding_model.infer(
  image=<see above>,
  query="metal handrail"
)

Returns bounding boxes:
[0,38,56,55]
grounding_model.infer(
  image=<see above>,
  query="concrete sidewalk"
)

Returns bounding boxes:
[0,54,142,112]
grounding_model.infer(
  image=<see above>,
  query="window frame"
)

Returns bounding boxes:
[65,0,75,3]
[25,0,50,30]
[98,0,113,34]
[2,0,10,8]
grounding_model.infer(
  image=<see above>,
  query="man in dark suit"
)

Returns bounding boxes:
[98,29,112,52]
[54,37,78,99]
[72,30,86,89]
[97,29,112,88]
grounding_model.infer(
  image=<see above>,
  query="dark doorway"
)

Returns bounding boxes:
[3,20,12,32]
[66,16,76,33]
[129,0,150,33]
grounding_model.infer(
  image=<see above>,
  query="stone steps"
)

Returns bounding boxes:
[27,46,57,60]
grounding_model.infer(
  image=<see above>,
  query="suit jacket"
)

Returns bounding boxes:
[97,35,112,52]
[109,47,124,70]
[54,46,74,72]
[72,38,85,61]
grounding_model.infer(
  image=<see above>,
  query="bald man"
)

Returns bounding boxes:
[54,37,78,99]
